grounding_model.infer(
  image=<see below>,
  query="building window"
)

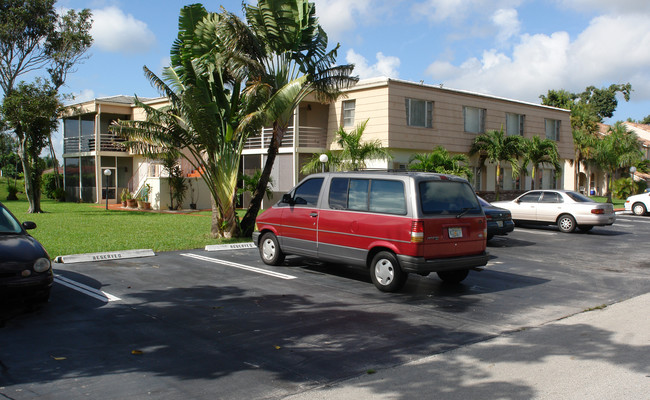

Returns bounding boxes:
[506,113,525,136]
[405,98,433,128]
[343,100,355,127]
[545,119,560,141]
[463,106,486,134]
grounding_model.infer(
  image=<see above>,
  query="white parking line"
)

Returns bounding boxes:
[54,275,121,302]
[513,228,556,236]
[181,253,297,280]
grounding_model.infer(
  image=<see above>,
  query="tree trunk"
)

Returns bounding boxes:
[17,137,42,213]
[240,122,286,237]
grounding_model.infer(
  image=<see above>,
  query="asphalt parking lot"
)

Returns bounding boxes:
[1,213,649,399]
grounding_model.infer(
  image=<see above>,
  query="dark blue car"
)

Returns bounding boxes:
[0,201,52,306]
[478,196,515,240]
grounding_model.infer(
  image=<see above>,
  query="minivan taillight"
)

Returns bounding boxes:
[411,220,424,243]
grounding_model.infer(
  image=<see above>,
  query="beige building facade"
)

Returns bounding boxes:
[62,77,573,209]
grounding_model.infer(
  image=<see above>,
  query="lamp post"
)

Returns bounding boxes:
[319,153,328,173]
[630,166,637,181]
[103,169,112,210]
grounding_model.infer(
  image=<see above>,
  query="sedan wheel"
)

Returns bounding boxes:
[632,202,647,216]
[557,214,576,233]
[370,251,407,292]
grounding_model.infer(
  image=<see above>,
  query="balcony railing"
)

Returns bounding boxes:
[64,134,128,154]
[244,126,327,150]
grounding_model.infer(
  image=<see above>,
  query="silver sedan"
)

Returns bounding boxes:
[492,190,616,233]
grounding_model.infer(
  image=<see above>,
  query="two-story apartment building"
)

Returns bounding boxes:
[60,77,573,209]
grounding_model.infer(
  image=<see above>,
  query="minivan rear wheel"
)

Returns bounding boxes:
[437,269,469,284]
[370,251,407,292]
[259,232,285,266]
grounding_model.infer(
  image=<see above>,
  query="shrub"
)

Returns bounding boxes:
[612,177,636,199]
[42,172,64,201]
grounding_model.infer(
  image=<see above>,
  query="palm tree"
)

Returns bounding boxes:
[218,0,358,237]
[469,128,523,201]
[111,5,251,238]
[300,120,391,173]
[408,146,473,180]
[521,136,562,190]
[593,122,643,202]
[570,103,599,191]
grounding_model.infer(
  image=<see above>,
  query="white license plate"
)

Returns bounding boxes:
[497,221,503,227]
[448,227,463,238]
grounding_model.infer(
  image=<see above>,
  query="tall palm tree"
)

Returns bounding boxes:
[593,122,643,202]
[408,146,473,180]
[300,120,391,173]
[218,0,358,237]
[570,103,599,191]
[469,128,522,200]
[111,5,251,238]
[521,135,562,190]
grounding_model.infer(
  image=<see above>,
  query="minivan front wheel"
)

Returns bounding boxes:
[259,232,285,266]
[370,251,407,292]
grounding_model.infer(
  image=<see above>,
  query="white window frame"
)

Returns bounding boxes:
[506,113,525,136]
[342,100,355,127]
[405,98,433,128]
[463,106,486,134]
[545,119,560,141]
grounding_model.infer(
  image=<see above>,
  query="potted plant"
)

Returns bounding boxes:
[120,188,131,207]
[137,184,152,210]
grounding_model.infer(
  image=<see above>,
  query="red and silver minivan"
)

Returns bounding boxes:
[253,171,489,292]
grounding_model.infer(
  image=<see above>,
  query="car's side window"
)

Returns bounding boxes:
[540,192,562,203]
[328,178,406,215]
[369,180,406,214]
[328,178,349,209]
[348,179,369,211]
[291,178,324,206]
[519,192,541,203]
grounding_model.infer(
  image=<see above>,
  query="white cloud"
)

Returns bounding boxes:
[412,0,522,23]
[346,49,401,79]
[66,88,95,105]
[312,0,373,42]
[426,11,650,104]
[492,8,520,44]
[91,6,155,54]
[556,0,650,15]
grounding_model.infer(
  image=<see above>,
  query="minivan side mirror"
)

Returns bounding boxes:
[22,221,37,230]
[281,193,294,205]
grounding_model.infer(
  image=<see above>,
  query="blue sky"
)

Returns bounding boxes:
[53,0,650,153]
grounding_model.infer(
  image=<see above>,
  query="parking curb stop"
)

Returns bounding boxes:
[54,249,156,264]
[205,242,256,251]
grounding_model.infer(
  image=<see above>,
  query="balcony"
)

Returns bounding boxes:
[64,134,128,154]
[244,126,327,150]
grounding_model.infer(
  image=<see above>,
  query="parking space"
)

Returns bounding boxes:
[1,215,649,400]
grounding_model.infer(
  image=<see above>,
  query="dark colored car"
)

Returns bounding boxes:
[478,196,515,240]
[0,201,52,305]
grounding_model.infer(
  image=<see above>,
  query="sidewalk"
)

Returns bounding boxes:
[285,293,650,400]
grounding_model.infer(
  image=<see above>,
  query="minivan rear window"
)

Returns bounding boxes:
[419,181,481,215]
[329,178,406,215]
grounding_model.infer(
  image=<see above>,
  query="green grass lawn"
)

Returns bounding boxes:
[0,177,242,258]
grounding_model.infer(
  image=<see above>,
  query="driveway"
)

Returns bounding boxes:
[1,213,649,399]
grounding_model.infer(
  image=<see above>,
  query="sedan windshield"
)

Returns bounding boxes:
[564,191,595,203]
[0,206,22,234]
